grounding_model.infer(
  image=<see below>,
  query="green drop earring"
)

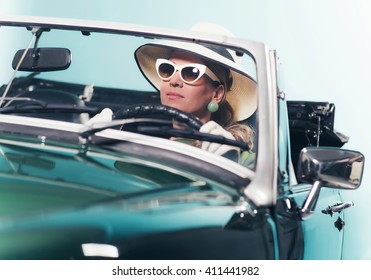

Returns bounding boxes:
[207,101,219,113]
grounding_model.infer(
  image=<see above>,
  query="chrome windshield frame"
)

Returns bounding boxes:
[0,15,278,206]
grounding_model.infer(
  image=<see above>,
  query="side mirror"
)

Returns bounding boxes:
[296,147,364,219]
[12,47,72,72]
[297,147,364,189]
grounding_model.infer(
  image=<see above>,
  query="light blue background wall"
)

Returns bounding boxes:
[1,0,370,259]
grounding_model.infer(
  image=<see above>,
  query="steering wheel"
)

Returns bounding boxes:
[113,104,203,130]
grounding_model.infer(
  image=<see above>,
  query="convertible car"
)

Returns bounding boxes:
[0,16,364,259]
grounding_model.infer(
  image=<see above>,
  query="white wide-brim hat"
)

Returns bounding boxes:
[134,24,257,121]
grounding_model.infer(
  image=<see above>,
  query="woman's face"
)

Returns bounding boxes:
[159,51,224,123]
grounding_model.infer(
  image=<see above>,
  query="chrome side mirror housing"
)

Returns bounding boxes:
[296,147,364,219]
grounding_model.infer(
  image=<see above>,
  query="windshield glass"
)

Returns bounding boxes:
[0,20,258,173]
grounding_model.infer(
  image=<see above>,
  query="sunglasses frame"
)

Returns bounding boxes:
[155,58,220,84]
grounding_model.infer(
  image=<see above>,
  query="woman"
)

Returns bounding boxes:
[89,24,257,165]
[134,27,257,164]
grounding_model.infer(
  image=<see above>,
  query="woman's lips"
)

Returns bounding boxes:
[166,92,184,100]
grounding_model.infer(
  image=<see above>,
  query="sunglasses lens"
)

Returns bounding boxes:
[158,63,175,79]
[181,66,201,83]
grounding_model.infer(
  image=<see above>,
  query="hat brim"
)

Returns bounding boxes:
[135,40,257,121]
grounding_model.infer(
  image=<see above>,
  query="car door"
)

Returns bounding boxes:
[289,186,345,259]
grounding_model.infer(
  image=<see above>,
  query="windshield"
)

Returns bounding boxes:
[0,19,258,175]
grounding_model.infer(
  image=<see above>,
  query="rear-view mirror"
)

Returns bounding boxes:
[12,47,72,72]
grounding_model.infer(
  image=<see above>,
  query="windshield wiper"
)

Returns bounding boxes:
[0,102,99,114]
[138,126,249,150]
[78,118,172,139]
[79,119,248,150]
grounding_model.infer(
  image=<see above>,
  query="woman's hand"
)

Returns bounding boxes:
[199,121,240,159]
[85,108,113,125]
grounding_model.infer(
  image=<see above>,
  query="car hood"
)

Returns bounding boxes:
[0,131,259,259]
[0,184,244,259]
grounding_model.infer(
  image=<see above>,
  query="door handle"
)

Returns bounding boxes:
[321,201,354,216]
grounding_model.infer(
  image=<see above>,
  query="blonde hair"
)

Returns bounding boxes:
[205,60,255,151]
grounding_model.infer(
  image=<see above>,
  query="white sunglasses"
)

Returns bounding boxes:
[155,58,220,84]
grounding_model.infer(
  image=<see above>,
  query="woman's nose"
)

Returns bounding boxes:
[169,70,183,87]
